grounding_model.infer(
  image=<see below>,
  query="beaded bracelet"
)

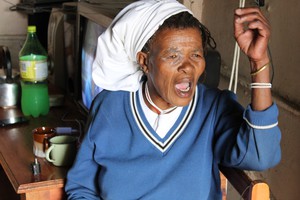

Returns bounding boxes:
[250,63,270,76]
[250,82,272,89]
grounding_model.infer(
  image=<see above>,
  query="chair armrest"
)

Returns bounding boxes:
[219,165,270,200]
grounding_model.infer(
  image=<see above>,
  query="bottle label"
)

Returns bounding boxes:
[20,60,48,82]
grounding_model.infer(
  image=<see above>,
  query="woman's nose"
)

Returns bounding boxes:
[178,59,194,73]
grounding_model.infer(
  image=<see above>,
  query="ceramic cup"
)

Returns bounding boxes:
[32,127,56,158]
[45,135,78,167]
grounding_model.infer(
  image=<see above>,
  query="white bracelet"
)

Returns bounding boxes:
[250,83,272,89]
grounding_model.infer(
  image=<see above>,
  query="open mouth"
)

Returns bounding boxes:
[175,82,191,92]
[175,79,192,96]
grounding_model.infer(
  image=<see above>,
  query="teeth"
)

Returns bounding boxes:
[180,86,190,92]
[175,82,191,92]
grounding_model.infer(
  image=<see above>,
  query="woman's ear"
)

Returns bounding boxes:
[137,51,149,73]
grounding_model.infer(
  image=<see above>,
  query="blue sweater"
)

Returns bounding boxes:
[65,84,281,200]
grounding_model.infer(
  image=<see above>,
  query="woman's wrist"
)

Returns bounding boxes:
[249,56,270,71]
[250,58,271,83]
[250,62,270,76]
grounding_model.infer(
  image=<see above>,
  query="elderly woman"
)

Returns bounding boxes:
[65,0,281,199]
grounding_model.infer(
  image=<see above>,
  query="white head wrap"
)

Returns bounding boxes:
[92,0,192,92]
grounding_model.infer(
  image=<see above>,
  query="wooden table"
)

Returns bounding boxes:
[0,99,86,200]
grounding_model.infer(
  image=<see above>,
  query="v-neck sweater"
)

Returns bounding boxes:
[66,83,281,200]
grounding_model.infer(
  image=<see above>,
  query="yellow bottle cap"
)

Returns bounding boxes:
[28,26,36,33]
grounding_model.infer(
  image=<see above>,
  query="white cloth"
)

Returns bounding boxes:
[92,0,192,92]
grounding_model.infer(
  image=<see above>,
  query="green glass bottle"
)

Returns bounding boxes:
[19,26,49,117]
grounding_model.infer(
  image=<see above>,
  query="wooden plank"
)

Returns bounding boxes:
[220,172,227,200]
[219,166,251,198]
[20,187,66,200]
[250,182,270,200]
[219,166,270,200]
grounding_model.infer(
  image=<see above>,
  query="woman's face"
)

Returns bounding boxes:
[138,27,205,109]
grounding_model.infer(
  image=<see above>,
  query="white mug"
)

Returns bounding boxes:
[45,135,78,167]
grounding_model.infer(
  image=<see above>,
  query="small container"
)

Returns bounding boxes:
[31,158,41,175]
[32,127,56,158]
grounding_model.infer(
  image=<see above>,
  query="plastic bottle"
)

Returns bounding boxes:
[19,26,49,117]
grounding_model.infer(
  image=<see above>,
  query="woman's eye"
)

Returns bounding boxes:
[192,53,201,58]
[191,53,203,61]
[168,54,178,59]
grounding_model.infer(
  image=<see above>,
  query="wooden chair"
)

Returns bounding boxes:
[220,166,270,200]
